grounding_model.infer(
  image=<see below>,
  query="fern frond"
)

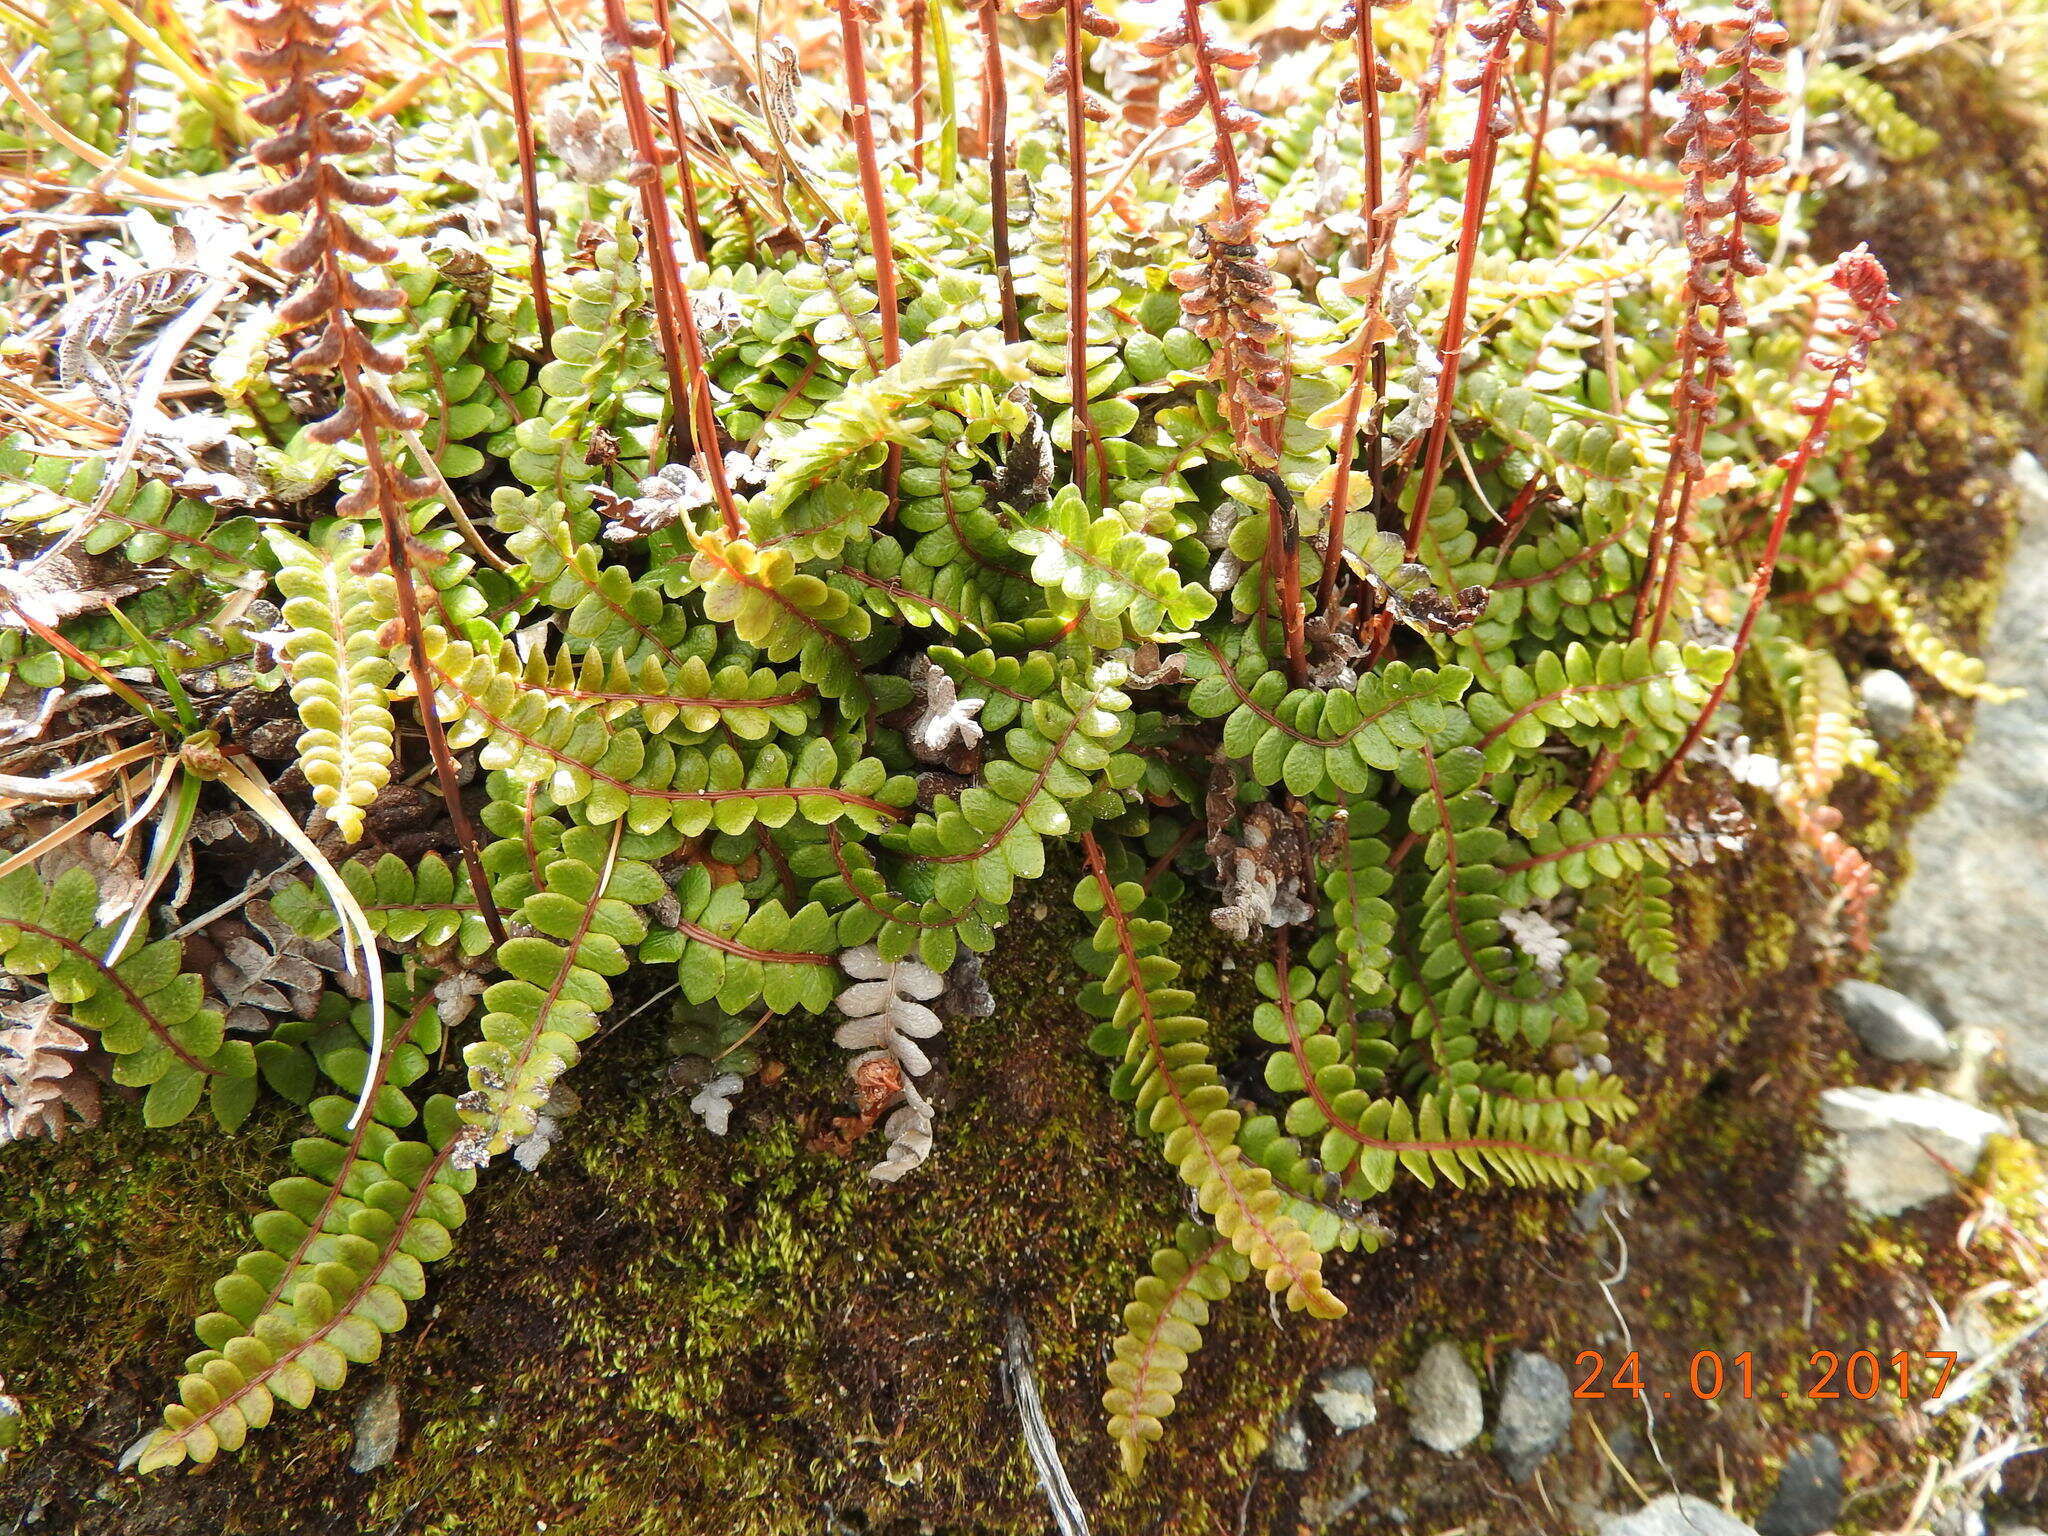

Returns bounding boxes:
[1497,793,1710,905]
[1187,640,1473,799]
[1604,867,1680,985]
[1258,936,1644,1196]
[132,1038,473,1470]
[1008,486,1218,644]
[1103,1223,1248,1477]
[1874,583,2021,703]
[689,531,884,713]
[640,861,840,1014]
[269,852,496,958]
[269,524,399,843]
[420,627,910,837]
[1401,742,1598,1047]
[756,331,1030,561]
[0,867,254,1130]
[1077,841,1345,1319]
[894,652,1138,915]
[460,817,661,1153]
[1466,638,1730,772]
[1786,646,1862,802]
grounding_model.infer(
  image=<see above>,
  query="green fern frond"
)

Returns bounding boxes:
[131,992,473,1471]
[1008,486,1218,643]
[1103,1223,1249,1477]
[268,524,399,843]
[1077,848,1346,1320]
[0,866,255,1130]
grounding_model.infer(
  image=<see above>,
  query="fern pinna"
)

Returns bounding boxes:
[0,0,1940,1485]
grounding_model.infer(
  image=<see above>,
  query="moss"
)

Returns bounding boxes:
[5,33,2048,1536]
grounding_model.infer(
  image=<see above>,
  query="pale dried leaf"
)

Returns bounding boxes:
[0,996,99,1144]
[689,1072,744,1136]
[38,833,142,925]
[0,548,146,631]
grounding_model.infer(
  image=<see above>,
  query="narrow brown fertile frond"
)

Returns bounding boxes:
[1144,0,1308,678]
[1314,0,1405,616]
[1634,0,1790,644]
[598,0,744,535]
[1649,247,1898,799]
[1399,0,1562,559]
[225,0,508,952]
[1018,0,1117,500]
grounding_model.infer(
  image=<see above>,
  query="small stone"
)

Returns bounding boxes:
[1598,1494,1758,1536]
[1404,1342,1483,1454]
[2008,1038,2048,1100]
[1299,1483,1373,1531]
[1757,1435,1843,1536]
[349,1379,402,1474]
[1859,668,1917,740]
[2017,1106,2048,1147]
[1493,1351,1572,1481]
[1831,981,1954,1064]
[1572,1183,1610,1232]
[1311,1366,1378,1431]
[1818,1087,2003,1217]
[1270,1413,1310,1472]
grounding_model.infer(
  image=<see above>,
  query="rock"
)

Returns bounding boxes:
[1818,1087,2003,1217]
[1269,1412,1310,1472]
[1831,980,1954,1064]
[1404,1341,1483,1454]
[1943,1024,2002,1104]
[1859,668,1917,740]
[1598,1495,1758,1536]
[1881,452,2048,1093]
[1493,1351,1572,1480]
[1572,1183,1610,1232]
[2012,1045,2048,1099]
[2017,1106,2048,1146]
[1756,1435,1843,1536]
[1299,1483,1373,1531]
[1310,1365,1379,1431]
[349,1379,402,1474]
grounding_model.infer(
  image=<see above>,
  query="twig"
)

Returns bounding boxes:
[1003,1312,1093,1536]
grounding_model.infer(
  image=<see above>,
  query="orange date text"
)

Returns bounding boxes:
[1571,1350,1957,1401]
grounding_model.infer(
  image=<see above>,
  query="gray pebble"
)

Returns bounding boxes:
[1832,980,1954,1065]
[1819,1086,2003,1217]
[2009,1039,2048,1100]
[1757,1435,1842,1536]
[1310,1365,1378,1432]
[1269,1412,1310,1472]
[1599,1494,1758,1536]
[1404,1341,1483,1454]
[1859,669,1916,740]
[1492,1351,1572,1481]
[349,1380,402,1474]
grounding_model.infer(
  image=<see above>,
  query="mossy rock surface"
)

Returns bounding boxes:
[5,45,2048,1536]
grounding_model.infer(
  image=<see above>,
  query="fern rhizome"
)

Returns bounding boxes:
[0,0,1956,1482]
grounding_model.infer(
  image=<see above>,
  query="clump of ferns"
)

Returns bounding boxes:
[0,0,1960,1486]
